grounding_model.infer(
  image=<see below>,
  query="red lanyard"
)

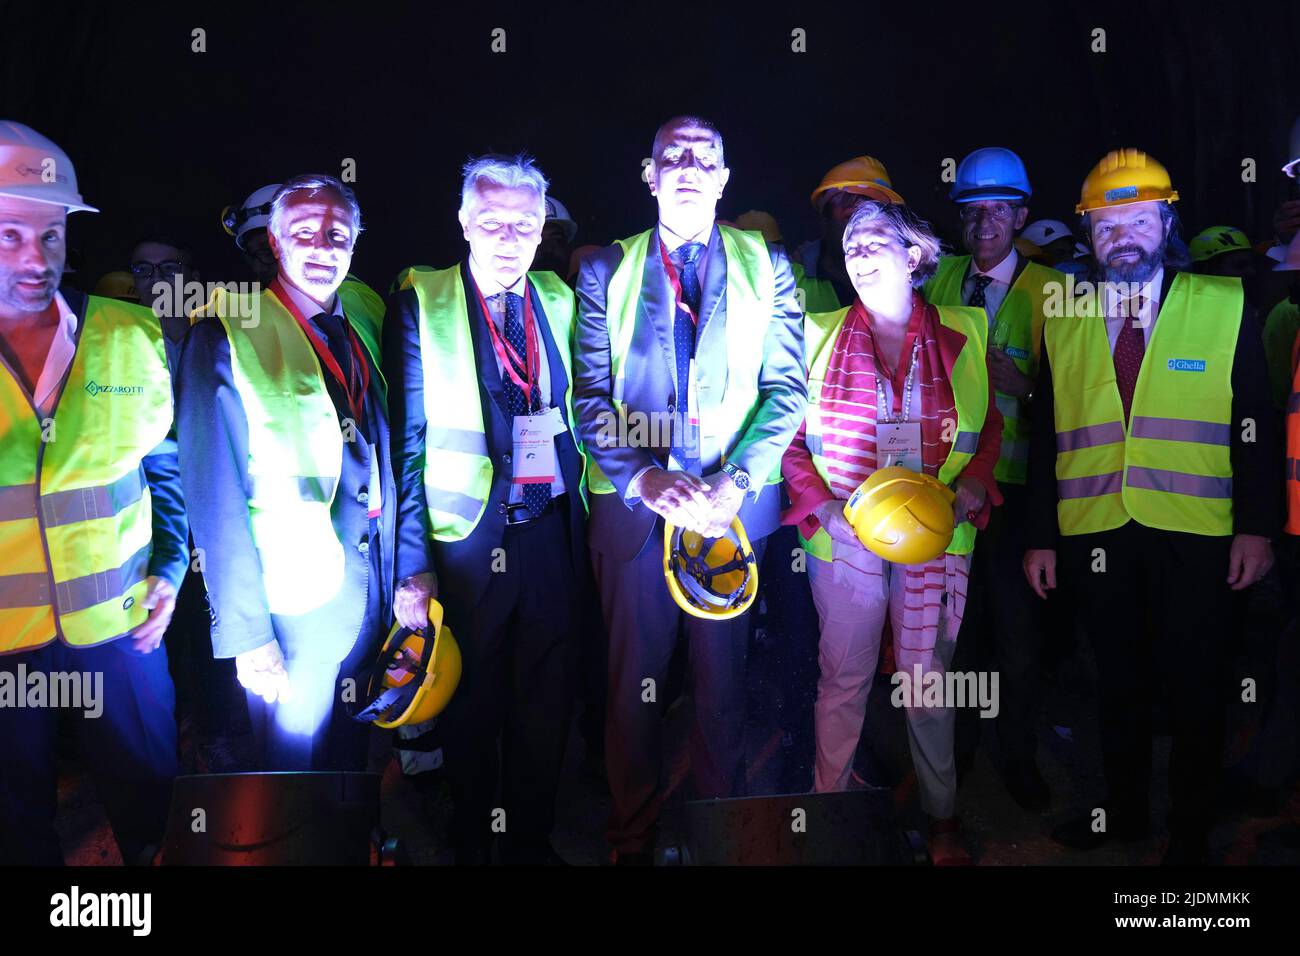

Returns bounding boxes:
[471,277,540,409]
[269,278,371,423]
[659,239,698,325]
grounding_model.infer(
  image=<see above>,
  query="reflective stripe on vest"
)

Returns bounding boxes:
[405,267,580,541]
[586,225,778,494]
[209,288,353,615]
[791,261,844,315]
[925,255,1062,485]
[1045,271,1241,537]
[795,302,989,561]
[0,296,172,653]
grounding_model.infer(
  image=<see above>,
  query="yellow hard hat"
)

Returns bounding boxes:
[1075,148,1179,215]
[663,517,759,620]
[353,599,462,729]
[843,466,955,565]
[811,156,905,207]
[93,270,140,301]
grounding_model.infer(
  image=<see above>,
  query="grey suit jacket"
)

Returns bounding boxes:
[574,223,807,561]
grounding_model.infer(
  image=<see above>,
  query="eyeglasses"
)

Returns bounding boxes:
[130,260,185,279]
[958,203,1021,223]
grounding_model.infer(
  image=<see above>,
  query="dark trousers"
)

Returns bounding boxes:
[244,568,386,772]
[164,564,240,737]
[954,483,1043,766]
[0,638,178,864]
[440,504,579,858]
[1060,522,1234,839]
[596,526,764,854]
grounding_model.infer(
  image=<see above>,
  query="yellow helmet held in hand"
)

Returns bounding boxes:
[843,466,956,565]
[352,599,462,729]
[663,517,759,620]
[1076,148,1179,215]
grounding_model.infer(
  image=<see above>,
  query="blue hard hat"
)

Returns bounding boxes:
[951,147,1032,202]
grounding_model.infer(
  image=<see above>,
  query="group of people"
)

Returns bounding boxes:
[1,113,1298,867]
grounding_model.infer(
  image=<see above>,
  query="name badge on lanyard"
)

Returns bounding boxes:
[876,334,924,473]
[511,406,564,484]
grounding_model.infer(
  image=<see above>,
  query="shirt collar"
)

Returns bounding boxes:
[279,277,342,319]
[1102,266,1164,315]
[658,221,714,256]
[970,248,1018,284]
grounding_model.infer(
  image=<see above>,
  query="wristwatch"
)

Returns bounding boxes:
[722,461,752,493]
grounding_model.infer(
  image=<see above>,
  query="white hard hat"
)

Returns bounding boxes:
[1284,117,1300,178]
[543,195,577,242]
[1020,219,1073,249]
[222,183,281,249]
[0,121,98,213]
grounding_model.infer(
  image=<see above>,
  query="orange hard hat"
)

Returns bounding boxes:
[811,156,905,207]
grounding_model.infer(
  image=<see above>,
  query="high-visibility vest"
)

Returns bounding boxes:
[796,302,990,561]
[791,261,845,315]
[925,255,1062,485]
[0,296,173,653]
[585,225,780,494]
[404,267,581,541]
[203,287,383,615]
[1045,272,1242,537]
[1283,324,1300,535]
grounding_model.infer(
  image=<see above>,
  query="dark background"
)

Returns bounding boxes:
[5,0,1298,289]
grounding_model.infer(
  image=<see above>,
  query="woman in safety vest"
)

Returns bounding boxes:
[781,200,1003,866]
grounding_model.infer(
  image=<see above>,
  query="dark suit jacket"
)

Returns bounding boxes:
[574,224,807,562]
[1026,269,1282,549]
[385,263,588,619]
[177,292,396,662]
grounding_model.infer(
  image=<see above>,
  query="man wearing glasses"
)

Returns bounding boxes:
[924,147,1064,815]
[129,234,199,378]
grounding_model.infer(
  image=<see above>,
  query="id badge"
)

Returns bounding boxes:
[687,358,701,427]
[511,412,559,483]
[877,421,922,472]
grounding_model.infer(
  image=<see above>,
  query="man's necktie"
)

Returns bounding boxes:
[1112,295,1147,424]
[501,291,551,517]
[968,273,994,310]
[314,312,354,388]
[672,241,704,471]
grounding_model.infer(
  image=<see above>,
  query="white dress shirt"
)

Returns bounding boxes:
[32,292,80,418]
[1102,267,1164,353]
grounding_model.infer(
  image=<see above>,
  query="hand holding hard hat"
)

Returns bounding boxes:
[663,517,759,620]
[351,599,462,728]
[842,466,958,566]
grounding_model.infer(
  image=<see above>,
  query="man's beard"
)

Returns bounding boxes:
[1102,238,1166,284]
[0,270,58,313]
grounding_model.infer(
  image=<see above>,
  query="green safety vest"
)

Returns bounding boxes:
[792,261,845,315]
[1045,272,1242,537]
[585,225,780,494]
[0,296,173,652]
[925,255,1063,485]
[404,267,581,541]
[204,287,383,615]
[797,303,990,561]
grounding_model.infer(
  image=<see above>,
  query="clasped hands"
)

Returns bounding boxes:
[634,466,744,538]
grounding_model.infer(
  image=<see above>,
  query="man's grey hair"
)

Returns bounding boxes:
[651,115,725,167]
[268,174,363,244]
[843,200,944,287]
[459,153,549,220]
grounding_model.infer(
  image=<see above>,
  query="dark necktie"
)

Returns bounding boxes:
[969,273,994,310]
[1113,295,1147,424]
[672,241,704,471]
[501,291,551,517]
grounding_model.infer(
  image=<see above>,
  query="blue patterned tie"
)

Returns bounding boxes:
[501,291,551,517]
[672,241,704,471]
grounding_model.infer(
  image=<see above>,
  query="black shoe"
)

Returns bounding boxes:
[1002,760,1051,812]
[611,849,653,866]
[1050,808,1149,850]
